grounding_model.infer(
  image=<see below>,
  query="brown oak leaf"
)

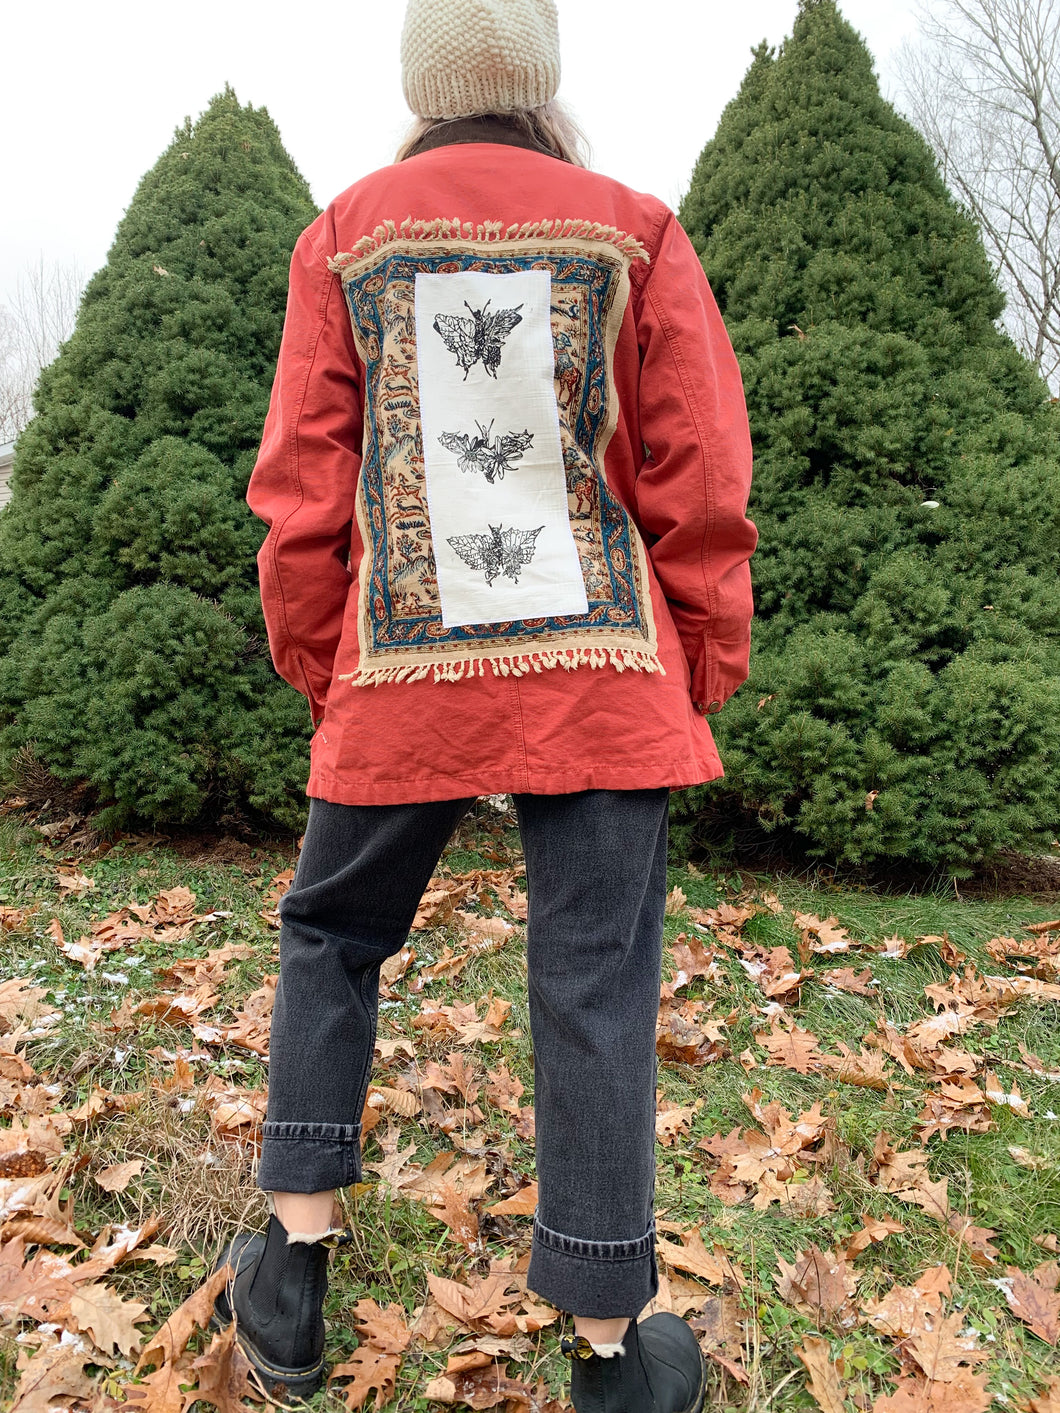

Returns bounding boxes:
[69,1280,150,1356]
[137,1265,230,1371]
[656,1228,740,1286]
[795,1335,848,1413]
[905,1310,990,1382]
[872,1371,992,1413]
[487,1182,538,1216]
[755,1023,824,1074]
[1000,1263,1060,1344]
[185,1322,257,1411]
[9,1334,103,1413]
[424,1361,534,1409]
[775,1246,858,1325]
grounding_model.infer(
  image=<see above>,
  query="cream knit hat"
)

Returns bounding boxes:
[401,0,561,119]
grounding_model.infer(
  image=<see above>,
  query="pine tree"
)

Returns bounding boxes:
[0,89,320,830]
[675,0,1060,871]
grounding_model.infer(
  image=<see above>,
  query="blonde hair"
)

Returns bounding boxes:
[396,99,591,167]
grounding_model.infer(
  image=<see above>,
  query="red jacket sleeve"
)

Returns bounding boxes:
[635,211,757,713]
[246,222,363,727]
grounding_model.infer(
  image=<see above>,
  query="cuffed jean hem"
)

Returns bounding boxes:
[256,1122,362,1193]
[527,1217,659,1318]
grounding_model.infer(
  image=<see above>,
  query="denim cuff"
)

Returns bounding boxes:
[257,1121,362,1193]
[527,1217,658,1318]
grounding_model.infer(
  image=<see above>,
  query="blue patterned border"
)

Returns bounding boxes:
[343,247,650,659]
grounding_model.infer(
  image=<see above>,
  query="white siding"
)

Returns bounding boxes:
[0,443,14,510]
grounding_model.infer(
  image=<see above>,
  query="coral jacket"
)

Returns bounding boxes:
[247,134,756,805]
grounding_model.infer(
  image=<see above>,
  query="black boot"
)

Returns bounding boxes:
[211,1214,345,1402]
[563,1312,706,1413]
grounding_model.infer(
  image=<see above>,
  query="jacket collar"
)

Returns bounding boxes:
[407,114,559,160]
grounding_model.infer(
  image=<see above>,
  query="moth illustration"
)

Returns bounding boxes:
[438,420,534,484]
[447,523,544,586]
[433,299,524,379]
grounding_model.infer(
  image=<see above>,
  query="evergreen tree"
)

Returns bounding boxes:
[675,0,1060,871]
[0,89,320,830]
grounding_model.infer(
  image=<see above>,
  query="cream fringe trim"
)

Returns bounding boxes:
[329,217,651,270]
[339,646,664,688]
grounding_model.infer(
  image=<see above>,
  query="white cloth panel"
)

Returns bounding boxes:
[415,269,589,629]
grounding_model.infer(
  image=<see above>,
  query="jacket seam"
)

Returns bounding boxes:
[508,678,532,793]
[643,235,719,698]
[263,236,340,677]
[631,205,672,313]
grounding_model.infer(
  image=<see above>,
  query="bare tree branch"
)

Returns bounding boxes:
[0,257,85,443]
[896,0,1060,391]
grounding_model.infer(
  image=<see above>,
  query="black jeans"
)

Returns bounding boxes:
[258,788,670,1318]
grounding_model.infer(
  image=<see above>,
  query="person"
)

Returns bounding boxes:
[211,2,757,1408]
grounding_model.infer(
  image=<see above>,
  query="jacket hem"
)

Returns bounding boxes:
[306,756,723,806]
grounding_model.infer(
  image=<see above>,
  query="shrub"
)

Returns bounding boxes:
[0,88,319,830]
[674,0,1060,871]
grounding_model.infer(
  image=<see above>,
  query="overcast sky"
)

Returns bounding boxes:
[2,0,922,312]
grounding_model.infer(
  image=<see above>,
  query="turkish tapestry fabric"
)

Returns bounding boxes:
[330,220,662,685]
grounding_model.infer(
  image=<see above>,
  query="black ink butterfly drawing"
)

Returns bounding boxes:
[438,420,534,484]
[448,523,544,586]
[433,299,523,379]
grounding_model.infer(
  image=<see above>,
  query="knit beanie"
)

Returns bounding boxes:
[401,0,561,120]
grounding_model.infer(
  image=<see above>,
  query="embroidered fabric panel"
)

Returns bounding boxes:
[335,234,660,684]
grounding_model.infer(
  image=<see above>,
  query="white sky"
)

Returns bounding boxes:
[2,0,922,310]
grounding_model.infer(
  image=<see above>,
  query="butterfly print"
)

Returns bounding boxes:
[448,523,544,586]
[432,299,523,379]
[438,420,534,484]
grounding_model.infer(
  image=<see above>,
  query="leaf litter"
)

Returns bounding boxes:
[0,814,1059,1407]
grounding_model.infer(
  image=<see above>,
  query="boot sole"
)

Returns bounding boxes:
[211,1236,327,1403]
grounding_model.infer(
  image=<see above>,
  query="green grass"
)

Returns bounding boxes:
[1,805,1059,1411]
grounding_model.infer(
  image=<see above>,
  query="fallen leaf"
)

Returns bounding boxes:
[0,1238,77,1322]
[754,1171,835,1217]
[999,1264,1060,1344]
[1030,1378,1060,1413]
[426,1271,519,1330]
[756,1023,824,1074]
[657,1228,739,1286]
[424,1361,533,1409]
[666,886,688,915]
[122,1359,193,1413]
[795,1336,848,1413]
[436,1184,481,1253]
[186,1321,257,1411]
[946,1214,999,1266]
[861,1269,949,1339]
[842,1218,905,1259]
[95,1159,144,1193]
[137,1266,230,1370]
[775,1246,858,1325]
[9,1333,102,1412]
[793,912,853,953]
[0,979,58,1031]
[872,1371,992,1413]
[487,1182,538,1216]
[69,1280,150,1356]
[484,1063,524,1115]
[818,966,876,995]
[689,1294,748,1382]
[905,1310,990,1382]
[656,1098,701,1146]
